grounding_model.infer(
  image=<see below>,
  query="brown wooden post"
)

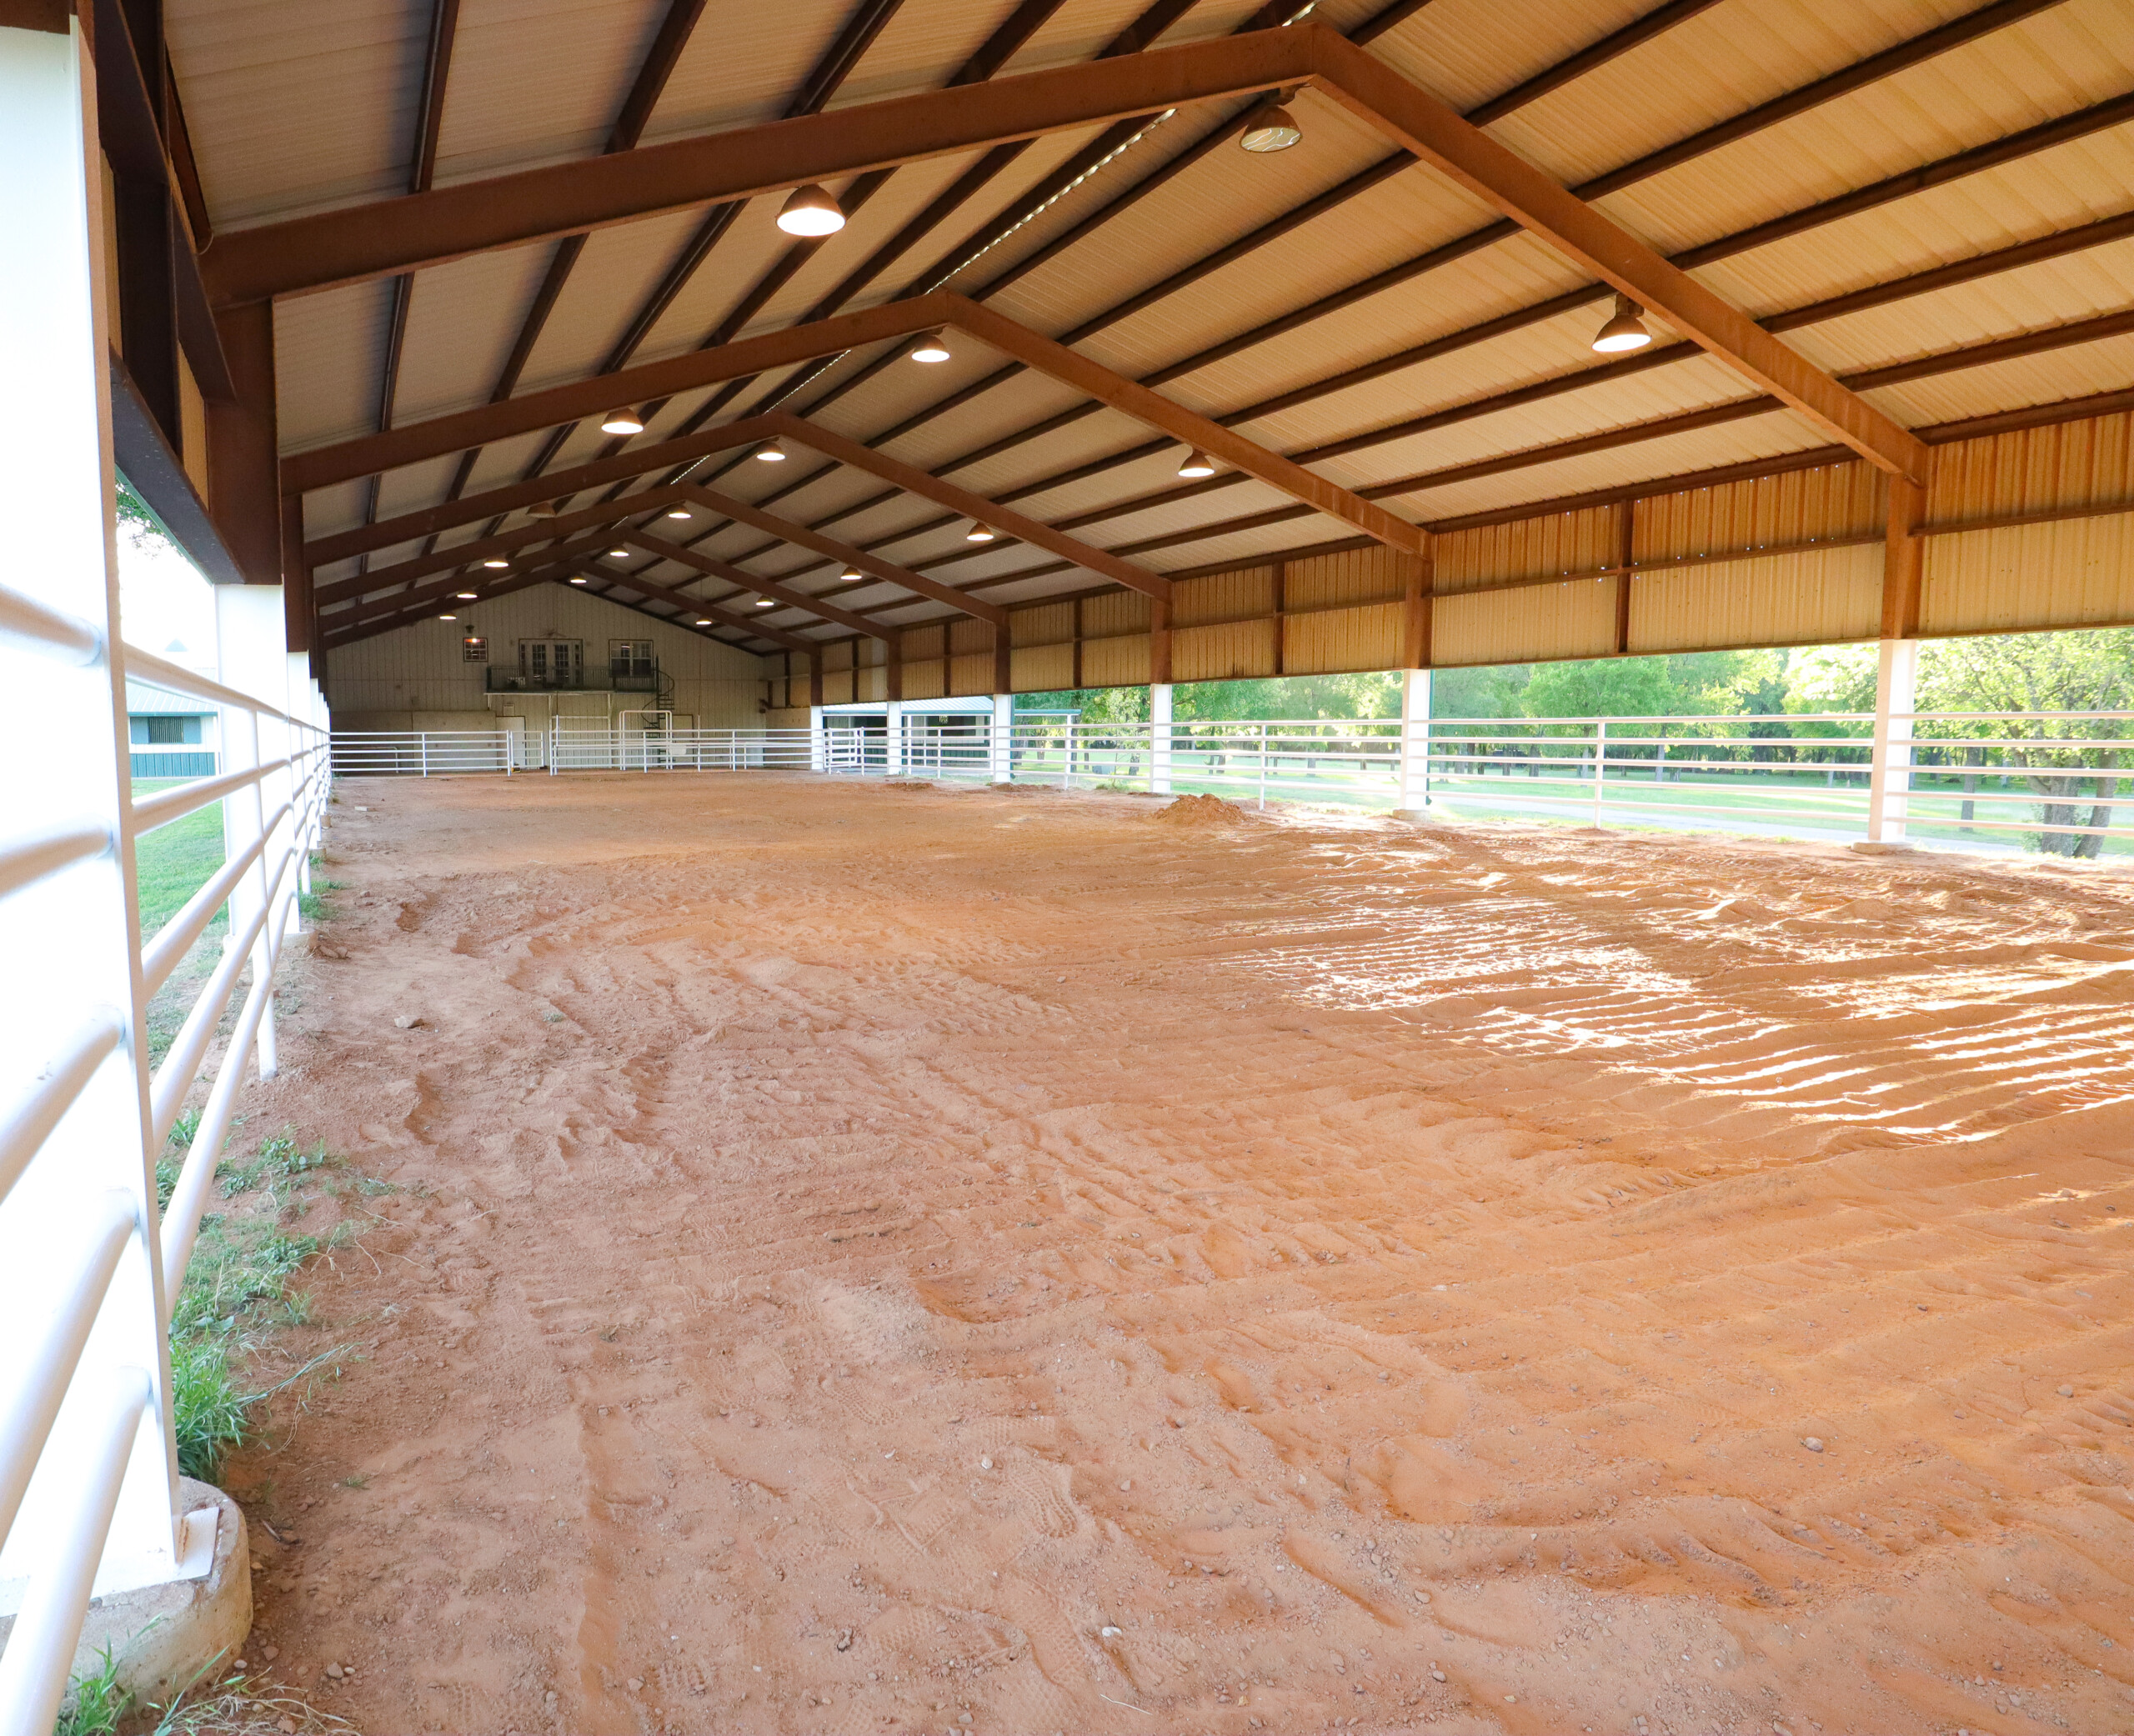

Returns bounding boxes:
[1070,597,1083,691]
[1614,499,1636,655]
[809,652,824,708]
[1881,472,1927,640]
[1270,558,1285,677]
[279,491,317,674]
[1149,593,1171,686]
[884,630,903,703]
[205,300,283,588]
[1400,545,1432,671]
[992,618,1011,695]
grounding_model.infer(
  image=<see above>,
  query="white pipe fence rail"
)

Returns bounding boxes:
[0,576,328,1734]
[333,710,2132,858]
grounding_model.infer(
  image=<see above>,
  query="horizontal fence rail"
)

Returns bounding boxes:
[333,710,2132,860]
[0,565,329,1730]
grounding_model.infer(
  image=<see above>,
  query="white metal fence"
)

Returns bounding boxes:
[333,710,2132,858]
[0,577,328,1731]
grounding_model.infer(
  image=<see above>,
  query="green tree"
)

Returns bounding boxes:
[1915,628,2134,858]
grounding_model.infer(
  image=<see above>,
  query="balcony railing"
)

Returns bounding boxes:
[483,666,661,694]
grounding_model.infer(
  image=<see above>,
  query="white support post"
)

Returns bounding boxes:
[884,699,904,777]
[1396,668,1431,813]
[1867,638,1920,843]
[1150,683,1173,795]
[990,694,1013,784]
[808,704,826,773]
[0,14,188,1646]
[1590,718,1608,828]
[215,584,289,1079]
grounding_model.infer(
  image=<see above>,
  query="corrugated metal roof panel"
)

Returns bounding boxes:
[1630,543,1883,653]
[165,0,428,227]
[1922,509,2134,633]
[644,0,892,142]
[273,279,395,451]
[1861,331,2134,427]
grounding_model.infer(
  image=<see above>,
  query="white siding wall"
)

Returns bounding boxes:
[324,584,775,731]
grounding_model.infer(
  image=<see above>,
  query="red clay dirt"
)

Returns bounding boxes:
[226,771,2134,1734]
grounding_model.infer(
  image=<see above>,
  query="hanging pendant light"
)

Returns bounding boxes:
[695,618,712,626]
[754,597,776,608]
[666,508,692,520]
[569,575,589,583]
[609,548,631,558]
[752,438,787,463]
[456,591,478,599]
[482,557,509,568]
[776,183,846,237]
[964,523,996,543]
[839,565,864,582]
[530,500,562,518]
[599,407,646,435]
[1240,104,1301,153]
[1177,449,1215,478]
[908,329,952,364]
[1590,293,1652,353]
[438,613,456,621]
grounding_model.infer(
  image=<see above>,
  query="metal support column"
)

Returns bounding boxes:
[1397,667,1432,813]
[1150,683,1172,795]
[1866,638,1919,843]
[990,694,1012,784]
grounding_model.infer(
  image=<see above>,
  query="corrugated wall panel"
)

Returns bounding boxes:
[948,618,991,658]
[949,653,994,696]
[1174,568,1273,628]
[1636,463,1884,563]
[1284,603,1403,676]
[1082,591,1151,638]
[1172,619,1276,683]
[1013,602,1074,648]
[823,668,855,706]
[1632,546,1882,653]
[1282,547,1402,611]
[1435,583,1614,667]
[1930,412,2134,522]
[857,666,886,704]
[903,660,946,702]
[1922,513,2134,636]
[1082,633,1150,688]
[902,624,946,663]
[1011,643,1074,693]
[824,641,854,673]
[1437,509,1616,593]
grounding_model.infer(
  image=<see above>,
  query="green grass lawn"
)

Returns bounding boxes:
[131,781,224,937]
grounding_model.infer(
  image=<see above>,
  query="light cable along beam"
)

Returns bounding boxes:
[675,486,1007,626]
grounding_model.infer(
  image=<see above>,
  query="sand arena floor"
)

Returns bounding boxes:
[228,771,2134,1735]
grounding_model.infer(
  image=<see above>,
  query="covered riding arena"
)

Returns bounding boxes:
[2,1,2131,1733]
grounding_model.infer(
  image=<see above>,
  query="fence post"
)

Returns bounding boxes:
[215,584,287,1080]
[1591,719,1608,827]
[884,699,904,778]
[1258,722,1268,808]
[990,693,1013,783]
[1062,718,1075,788]
[809,703,826,773]
[1397,668,1430,812]
[1150,683,1172,794]
[0,15,189,1648]
[1867,639,1920,842]
[419,733,428,777]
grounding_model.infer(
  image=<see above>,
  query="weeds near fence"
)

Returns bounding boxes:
[163,1127,373,1482]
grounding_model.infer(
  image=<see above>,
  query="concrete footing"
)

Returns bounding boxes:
[0,1478,251,1715]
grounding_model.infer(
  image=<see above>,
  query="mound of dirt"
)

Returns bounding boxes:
[881,779,937,790]
[1152,793,1248,828]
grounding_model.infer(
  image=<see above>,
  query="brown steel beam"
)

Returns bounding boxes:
[678,485,1007,628]
[203,300,283,584]
[624,533,890,639]
[321,532,619,638]
[205,28,1319,305]
[587,568,818,654]
[765,413,1172,603]
[313,488,689,607]
[949,298,1424,553]
[1881,474,1926,640]
[303,417,784,566]
[282,296,954,493]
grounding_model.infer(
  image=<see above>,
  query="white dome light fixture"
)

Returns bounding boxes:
[438,613,456,621]
[776,183,846,238]
[599,407,646,435]
[666,508,692,520]
[752,438,787,463]
[694,618,712,626]
[482,557,509,568]
[608,548,631,558]
[1590,293,1653,353]
[1177,449,1215,478]
[754,596,776,608]
[908,329,952,364]
[1240,104,1301,154]
[456,591,478,599]
[964,523,996,543]
[568,576,589,583]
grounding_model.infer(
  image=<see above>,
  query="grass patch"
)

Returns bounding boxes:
[163,1128,364,1483]
[298,878,346,924]
[131,783,226,939]
[56,1647,127,1736]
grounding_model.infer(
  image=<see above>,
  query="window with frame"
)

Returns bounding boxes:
[610,639,654,679]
